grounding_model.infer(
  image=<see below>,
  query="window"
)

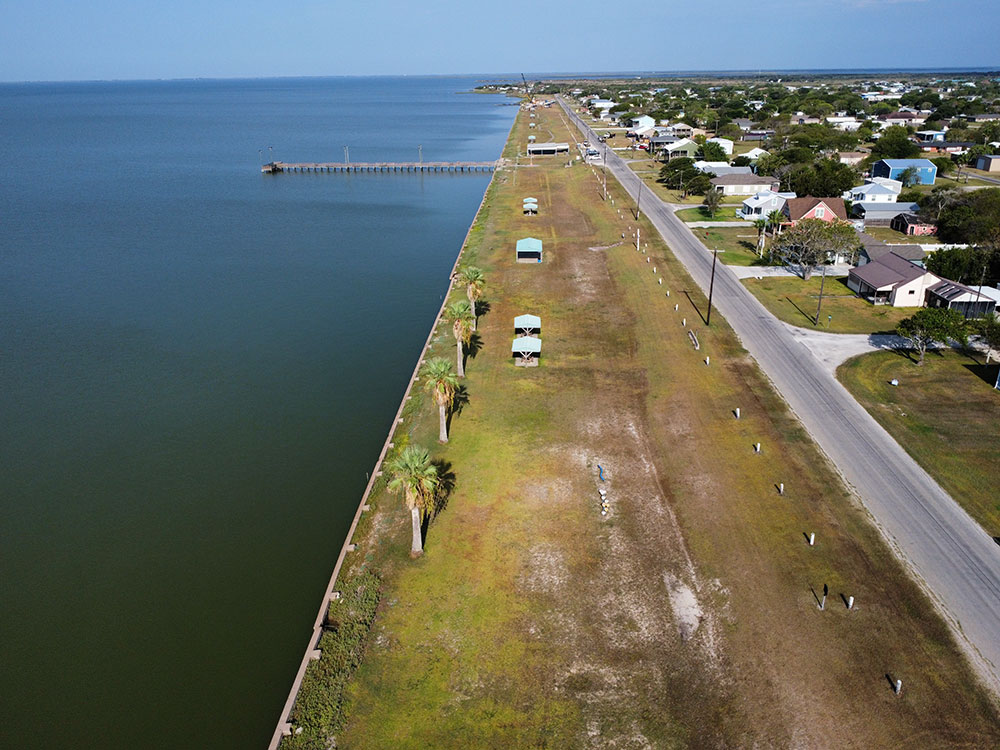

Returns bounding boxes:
[909,289,915,294]
[816,207,825,218]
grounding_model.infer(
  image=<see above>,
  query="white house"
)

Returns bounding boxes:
[847,252,942,306]
[694,161,752,177]
[710,174,780,196]
[843,182,900,203]
[629,115,656,130]
[706,137,734,155]
[739,190,796,220]
[868,177,904,192]
[743,147,769,162]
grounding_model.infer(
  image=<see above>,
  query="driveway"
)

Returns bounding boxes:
[561,97,1000,691]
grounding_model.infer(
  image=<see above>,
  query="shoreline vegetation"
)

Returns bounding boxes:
[277,100,1000,748]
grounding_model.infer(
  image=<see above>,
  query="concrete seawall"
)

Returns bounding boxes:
[267,131,513,749]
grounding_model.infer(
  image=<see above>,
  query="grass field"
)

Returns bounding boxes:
[742,274,913,333]
[838,349,1000,535]
[284,101,1000,749]
[863,226,942,245]
[697,226,769,266]
[675,206,736,222]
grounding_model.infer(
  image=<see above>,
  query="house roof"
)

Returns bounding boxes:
[743,190,795,209]
[516,237,543,254]
[878,158,936,169]
[927,280,980,302]
[711,174,777,186]
[860,239,926,263]
[514,314,541,329]
[512,337,542,354]
[893,213,932,227]
[850,252,928,290]
[784,196,848,221]
[855,201,920,218]
[849,182,898,196]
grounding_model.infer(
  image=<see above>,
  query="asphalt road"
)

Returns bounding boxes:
[560,99,1000,690]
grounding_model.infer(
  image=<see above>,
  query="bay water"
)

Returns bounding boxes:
[0,76,515,748]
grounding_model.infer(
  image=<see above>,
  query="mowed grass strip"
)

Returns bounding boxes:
[742,274,913,333]
[838,348,1000,534]
[328,104,1000,749]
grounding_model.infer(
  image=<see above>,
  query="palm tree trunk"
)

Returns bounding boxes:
[410,506,423,556]
[439,403,449,443]
[468,296,477,330]
[456,339,465,377]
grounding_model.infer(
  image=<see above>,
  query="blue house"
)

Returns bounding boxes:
[871,158,937,185]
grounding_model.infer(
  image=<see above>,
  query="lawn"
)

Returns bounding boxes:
[742,274,913,333]
[675,206,737,222]
[282,101,1000,750]
[863,226,941,245]
[838,349,1000,535]
[696,226,770,266]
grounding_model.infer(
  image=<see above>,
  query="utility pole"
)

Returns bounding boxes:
[815,264,827,326]
[707,247,719,325]
[602,143,608,200]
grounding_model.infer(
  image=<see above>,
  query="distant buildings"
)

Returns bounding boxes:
[871,159,937,185]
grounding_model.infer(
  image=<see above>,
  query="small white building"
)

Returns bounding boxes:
[847,252,942,306]
[739,190,796,220]
[706,137,734,155]
[629,115,656,130]
[843,182,900,203]
[710,174,781,196]
[743,147,769,162]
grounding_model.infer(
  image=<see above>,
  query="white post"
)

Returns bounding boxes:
[682,318,686,326]
[653,266,657,273]
[809,532,815,546]
[895,679,902,695]
[705,356,710,365]
[658,278,662,285]
[735,407,740,419]
[754,442,761,453]
[674,304,679,311]
[779,482,784,495]
[647,257,650,263]
[848,596,855,610]
[666,291,670,297]
[636,227,640,252]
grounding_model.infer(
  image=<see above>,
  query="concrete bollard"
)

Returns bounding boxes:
[848,595,855,610]
[779,482,784,495]
[674,304,679,311]
[666,290,670,296]
[754,442,761,453]
[682,318,686,327]
[809,532,815,546]
[658,278,663,285]
[735,407,741,419]
[653,266,657,273]
[646,257,650,263]
[894,679,902,695]
[705,356,710,365]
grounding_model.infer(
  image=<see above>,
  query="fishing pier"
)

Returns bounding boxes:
[261,160,498,174]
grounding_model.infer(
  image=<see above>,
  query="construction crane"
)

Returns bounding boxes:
[521,73,530,94]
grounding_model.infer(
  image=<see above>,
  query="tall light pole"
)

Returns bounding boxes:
[815,264,827,326]
[418,144,423,164]
[343,145,350,164]
[707,246,719,326]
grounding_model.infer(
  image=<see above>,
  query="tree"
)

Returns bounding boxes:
[898,165,921,188]
[444,301,474,377]
[954,152,971,183]
[896,308,967,366]
[772,219,859,279]
[871,125,921,159]
[422,358,459,443]
[702,189,723,218]
[766,209,785,238]
[753,219,768,255]
[930,156,955,177]
[701,141,728,162]
[925,244,1000,286]
[788,159,858,197]
[386,445,439,557]
[937,188,1000,244]
[918,184,962,221]
[978,316,1000,364]
[459,266,485,329]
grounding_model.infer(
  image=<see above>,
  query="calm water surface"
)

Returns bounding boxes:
[0,76,515,749]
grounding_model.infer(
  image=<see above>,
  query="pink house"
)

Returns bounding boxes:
[890,212,937,236]
[782,196,849,225]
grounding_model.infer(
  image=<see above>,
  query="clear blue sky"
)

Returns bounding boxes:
[2,0,997,82]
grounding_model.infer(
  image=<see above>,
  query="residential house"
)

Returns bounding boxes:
[917,141,975,155]
[879,111,927,127]
[973,154,1000,172]
[738,190,796,220]
[871,158,937,185]
[706,137,734,155]
[744,147,769,162]
[852,201,921,226]
[847,251,941,306]
[710,174,780,196]
[733,118,755,132]
[926,281,998,318]
[843,182,900,203]
[629,115,656,130]
[856,233,926,266]
[869,176,904,192]
[915,130,947,142]
[742,129,774,141]
[839,151,867,166]
[890,213,937,236]
[657,138,699,160]
[694,161,752,176]
[782,196,849,225]
[666,122,694,137]
[962,113,1000,123]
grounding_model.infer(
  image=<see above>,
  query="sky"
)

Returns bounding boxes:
[1,0,997,82]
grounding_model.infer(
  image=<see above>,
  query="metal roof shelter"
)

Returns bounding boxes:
[514,314,541,337]
[516,237,543,263]
[528,135,536,142]
[512,336,541,367]
[523,203,538,215]
[527,142,569,155]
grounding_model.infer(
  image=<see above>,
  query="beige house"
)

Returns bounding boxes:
[709,174,779,196]
[847,252,941,306]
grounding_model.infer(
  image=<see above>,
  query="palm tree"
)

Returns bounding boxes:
[702,188,722,218]
[460,267,486,329]
[385,445,438,557]
[422,358,459,443]
[444,301,475,377]
[766,209,784,238]
[753,218,768,256]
